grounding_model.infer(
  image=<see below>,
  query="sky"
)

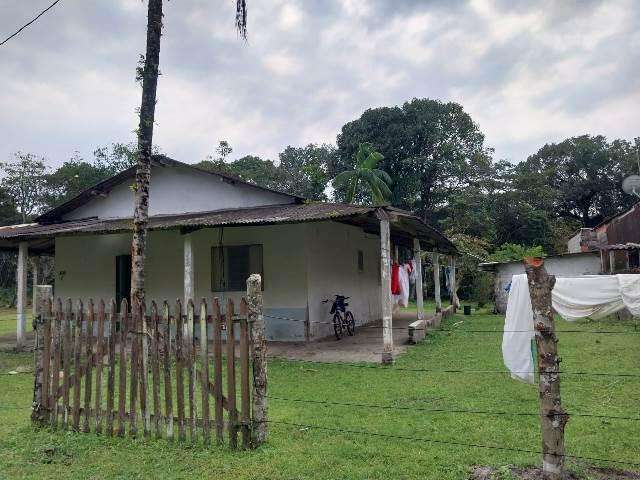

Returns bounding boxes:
[1,0,639,169]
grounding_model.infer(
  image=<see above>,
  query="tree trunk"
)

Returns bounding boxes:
[131,0,163,305]
[524,257,568,480]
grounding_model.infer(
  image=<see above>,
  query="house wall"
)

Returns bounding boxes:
[492,253,602,313]
[63,164,294,220]
[305,222,382,339]
[53,221,383,342]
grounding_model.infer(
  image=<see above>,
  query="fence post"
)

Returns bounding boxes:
[247,274,267,447]
[31,285,52,426]
[524,258,568,480]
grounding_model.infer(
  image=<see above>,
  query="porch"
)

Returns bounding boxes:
[0,202,459,363]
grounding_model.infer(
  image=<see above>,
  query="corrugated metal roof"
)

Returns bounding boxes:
[0,203,369,238]
[0,202,457,253]
[599,243,640,251]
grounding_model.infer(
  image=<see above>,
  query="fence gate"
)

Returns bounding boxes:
[31,280,267,449]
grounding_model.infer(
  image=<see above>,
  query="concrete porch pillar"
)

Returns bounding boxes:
[432,252,442,312]
[184,233,195,342]
[413,238,424,322]
[377,210,393,364]
[31,256,39,319]
[16,241,28,350]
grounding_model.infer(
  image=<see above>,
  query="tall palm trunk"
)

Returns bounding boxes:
[131,0,163,305]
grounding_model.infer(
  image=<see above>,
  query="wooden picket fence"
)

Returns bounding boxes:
[31,294,266,449]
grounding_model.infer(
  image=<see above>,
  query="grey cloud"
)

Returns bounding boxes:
[0,0,638,169]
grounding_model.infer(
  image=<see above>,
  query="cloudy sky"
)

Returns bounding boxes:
[1,0,639,168]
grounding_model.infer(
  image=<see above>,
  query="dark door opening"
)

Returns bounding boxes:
[115,254,132,308]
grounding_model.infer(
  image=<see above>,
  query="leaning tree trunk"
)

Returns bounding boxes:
[524,257,568,480]
[131,0,163,305]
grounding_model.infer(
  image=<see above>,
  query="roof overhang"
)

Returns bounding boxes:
[0,203,457,255]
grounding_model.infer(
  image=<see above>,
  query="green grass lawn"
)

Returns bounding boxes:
[0,307,31,338]
[0,308,638,479]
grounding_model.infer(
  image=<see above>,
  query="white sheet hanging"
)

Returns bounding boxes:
[394,264,411,308]
[503,273,640,384]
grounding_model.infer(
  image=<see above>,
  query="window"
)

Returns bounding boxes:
[212,245,263,291]
[629,250,639,269]
[357,250,364,272]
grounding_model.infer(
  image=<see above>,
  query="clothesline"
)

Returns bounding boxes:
[503,274,640,384]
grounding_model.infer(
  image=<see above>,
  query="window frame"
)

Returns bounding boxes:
[211,244,264,292]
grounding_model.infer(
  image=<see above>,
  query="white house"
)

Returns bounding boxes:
[0,155,457,361]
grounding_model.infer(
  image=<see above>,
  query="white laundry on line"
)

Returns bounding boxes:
[502,273,640,384]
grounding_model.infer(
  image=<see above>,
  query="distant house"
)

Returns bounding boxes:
[479,252,602,314]
[482,202,640,314]
[567,203,640,273]
[0,155,456,359]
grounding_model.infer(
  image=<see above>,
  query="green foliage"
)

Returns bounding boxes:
[332,143,392,205]
[277,144,333,200]
[490,243,546,262]
[446,232,493,305]
[334,98,492,218]
[0,152,49,222]
[196,155,281,189]
[510,134,639,227]
[197,141,334,200]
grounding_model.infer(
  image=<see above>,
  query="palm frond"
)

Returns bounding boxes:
[362,151,384,170]
[346,178,358,203]
[235,0,248,39]
[372,168,393,186]
[333,170,355,185]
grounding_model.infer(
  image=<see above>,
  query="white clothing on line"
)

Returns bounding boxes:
[503,273,640,384]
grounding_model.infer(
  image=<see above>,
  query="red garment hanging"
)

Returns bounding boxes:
[391,263,400,295]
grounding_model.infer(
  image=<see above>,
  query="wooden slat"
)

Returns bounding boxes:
[239,298,251,449]
[106,299,117,436]
[50,299,62,429]
[212,298,224,445]
[72,300,83,431]
[151,301,162,439]
[117,299,128,437]
[129,301,139,437]
[175,300,186,441]
[199,299,211,446]
[83,299,95,433]
[62,299,72,430]
[162,301,174,442]
[94,300,105,434]
[187,300,197,443]
[41,298,52,425]
[226,298,238,449]
[140,301,150,439]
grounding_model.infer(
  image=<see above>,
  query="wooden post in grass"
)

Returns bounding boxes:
[247,274,267,447]
[31,285,52,426]
[524,257,568,480]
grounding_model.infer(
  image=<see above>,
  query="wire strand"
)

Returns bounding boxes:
[0,0,62,47]
[267,395,640,421]
[274,357,640,379]
[266,420,640,468]
[262,314,639,334]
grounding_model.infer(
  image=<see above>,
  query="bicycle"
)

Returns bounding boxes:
[322,295,355,340]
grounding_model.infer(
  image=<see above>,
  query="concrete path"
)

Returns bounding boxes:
[267,309,428,363]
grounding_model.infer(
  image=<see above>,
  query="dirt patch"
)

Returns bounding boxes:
[267,311,423,363]
[470,465,640,479]
[0,330,34,352]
